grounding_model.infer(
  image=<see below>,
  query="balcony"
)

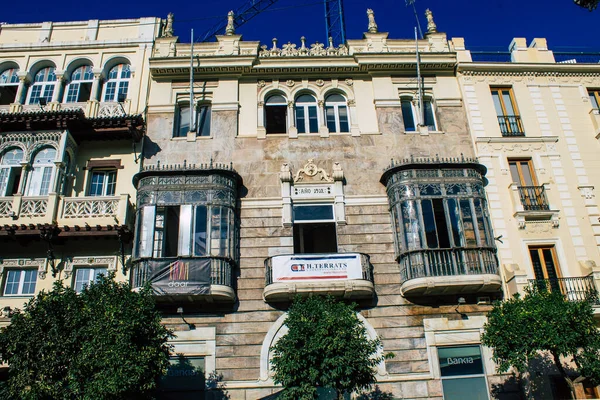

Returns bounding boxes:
[399,247,502,297]
[263,253,375,302]
[517,186,550,211]
[529,277,600,304]
[131,257,235,303]
[497,115,525,137]
[6,100,131,119]
[509,183,559,228]
[0,194,130,234]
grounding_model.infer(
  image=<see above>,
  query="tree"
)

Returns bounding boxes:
[0,274,172,400]
[481,285,600,399]
[270,295,390,400]
[574,0,598,11]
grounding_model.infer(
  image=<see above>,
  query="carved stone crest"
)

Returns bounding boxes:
[316,79,325,87]
[294,159,334,183]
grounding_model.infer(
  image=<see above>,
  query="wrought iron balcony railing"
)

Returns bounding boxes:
[529,277,599,304]
[497,115,525,136]
[399,247,499,282]
[517,186,550,211]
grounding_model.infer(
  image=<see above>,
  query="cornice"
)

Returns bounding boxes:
[458,62,600,77]
[475,136,559,144]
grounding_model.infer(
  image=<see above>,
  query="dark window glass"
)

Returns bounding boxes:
[438,346,484,377]
[422,199,438,248]
[293,205,334,221]
[197,105,211,137]
[401,99,415,131]
[293,222,337,254]
[164,206,180,257]
[424,100,436,130]
[193,205,207,256]
[266,105,287,134]
[442,377,489,400]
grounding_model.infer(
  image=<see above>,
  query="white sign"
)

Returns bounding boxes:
[272,253,364,282]
[293,185,333,198]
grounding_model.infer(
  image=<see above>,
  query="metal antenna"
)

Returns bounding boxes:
[406,0,424,39]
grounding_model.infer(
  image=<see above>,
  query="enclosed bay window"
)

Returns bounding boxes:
[102,64,130,102]
[0,67,19,105]
[325,93,349,133]
[265,94,288,134]
[27,67,57,105]
[26,147,57,196]
[295,93,319,134]
[0,148,24,196]
[65,65,94,103]
[381,162,498,282]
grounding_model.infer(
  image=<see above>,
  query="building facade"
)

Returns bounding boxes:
[0,18,160,311]
[1,9,600,400]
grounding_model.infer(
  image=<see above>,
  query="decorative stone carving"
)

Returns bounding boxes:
[286,80,295,87]
[315,79,325,87]
[257,80,266,88]
[345,78,353,86]
[161,13,174,38]
[317,100,324,107]
[225,11,235,35]
[257,101,264,107]
[0,258,47,280]
[282,42,298,56]
[280,163,292,182]
[309,42,326,56]
[294,159,334,183]
[578,186,596,200]
[425,9,437,33]
[367,9,378,33]
[64,256,118,279]
[347,99,356,106]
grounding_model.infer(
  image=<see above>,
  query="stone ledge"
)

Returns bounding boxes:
[263,279,375,302]
[400,274,503,297]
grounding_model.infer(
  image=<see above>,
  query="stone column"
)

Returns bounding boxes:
[348,99,360,136]
[257,101,266,139]
[11,73,28,112]
[90,70,103,101]
[288,101,298,138]
[17,162,30,195]
[50,73,65,109]
[318,100,329,138]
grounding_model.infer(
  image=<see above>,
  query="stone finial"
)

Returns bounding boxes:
[162,13,174,38]
[367,9,378,33]
[225,10,235,35]
[425,9,437,33]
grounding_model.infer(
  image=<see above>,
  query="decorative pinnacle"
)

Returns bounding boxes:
[225,10,235,35]
[367,9,378,33]
[425,9,437,33]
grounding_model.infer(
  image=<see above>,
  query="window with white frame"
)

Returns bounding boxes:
[3,269,37,296]
[265,94,288,134]
[325,93,349,133]
[401,97,437,132]
[295,93,319,134]
[27,67,57,105]
[102,64,130,102]
[0,148,24,196]
[73,267,107,293]
[88,170,116,196]
[65,65,94,103]
[26,147,56,196]
[292,204,337,254]
[0,67,19,105]
[174,103,211,138]
[438,345,490,400]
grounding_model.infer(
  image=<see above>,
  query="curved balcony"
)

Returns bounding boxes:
[399,247,502,297]
[131,257,235,303]
[263,253,375,302]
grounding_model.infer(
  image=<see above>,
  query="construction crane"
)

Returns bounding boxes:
[198,0,346,45]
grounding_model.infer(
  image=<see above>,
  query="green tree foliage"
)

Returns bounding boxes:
[271,296,390,400]
[574,0,598,11]
[481,286,600,399]
[0,274,172,400]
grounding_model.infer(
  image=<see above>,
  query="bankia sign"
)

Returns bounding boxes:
[272,254,363,282]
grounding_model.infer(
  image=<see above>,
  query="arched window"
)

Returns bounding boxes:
[0,68,19,106]
[26,67,56,105]
[65,65,93,103]
[265,94,287,134]
[324,93,349,133]
[0,148,24,196]
[102,63,131,102]
[401,96,437,132]
[295,94,318,134]
[26,147,57,196]
[174,103,212,138]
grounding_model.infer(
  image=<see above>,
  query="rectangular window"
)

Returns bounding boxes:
[88,170,116,196]
[438,346,489,400]
[529,246,561,281]
[193,205,208,256]
[589,89,600,110]
[4,269,37,296]
[401,99,416,131]
[175,105,191,138]
[196,105,211,137]
[491,87,524,136]
[293,204,337,254]
[266,105,287,134]
[508,159,537,187]
[103,82,116,102]
[423,100,437,131]
[74,267,107,293]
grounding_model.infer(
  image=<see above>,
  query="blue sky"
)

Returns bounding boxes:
[3,0,598,50]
